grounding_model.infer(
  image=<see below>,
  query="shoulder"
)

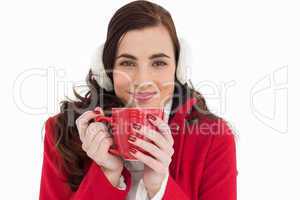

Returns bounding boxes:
[201,117,236,151]
[42,114,70,180]
[44,115,57,130]
[185,112,237,153]
[43,113,62,153]
[202,118,237,166]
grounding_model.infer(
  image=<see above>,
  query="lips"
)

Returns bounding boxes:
[129,91,157,102]
[135,92,156,98]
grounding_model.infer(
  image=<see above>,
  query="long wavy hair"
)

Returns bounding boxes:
[53,0,219,191]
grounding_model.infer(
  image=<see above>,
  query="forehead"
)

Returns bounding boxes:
[116,25,175,58]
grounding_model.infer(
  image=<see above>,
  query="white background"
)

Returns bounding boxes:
[0,0,299,199]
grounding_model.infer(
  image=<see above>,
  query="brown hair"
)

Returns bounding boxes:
[53,0,218,191]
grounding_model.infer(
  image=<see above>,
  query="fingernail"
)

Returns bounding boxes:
[94,110,101,115]
[128,135,137,142]
[129,146,137,153]
[132,123,141,130]
[95,106,104,113]
[147,113,156,121]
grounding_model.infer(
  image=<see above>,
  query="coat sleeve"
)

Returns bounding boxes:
[39,116,132,200]
[161,175,190,200]
[134,170,169,200]
[198,119,238,200]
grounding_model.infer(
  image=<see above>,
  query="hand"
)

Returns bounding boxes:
[75,107,124,186]
[128,113,174,198]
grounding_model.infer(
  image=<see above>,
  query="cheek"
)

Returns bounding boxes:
[155,75,175,99]
[113,71,132,97]
[157,80,174,96]
[157,66,175,87]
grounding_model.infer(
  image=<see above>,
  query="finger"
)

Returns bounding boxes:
[97,136,122,169]
[132,123,174,157]
[147,113,174,146]
[128,136,171,165]
[86,133,110,158]
[85,122,109,148]
[94,106,104,115]
[76,110,101,141]
[82,130,97,151]
[129,148,168,174]
[98,137,114,158]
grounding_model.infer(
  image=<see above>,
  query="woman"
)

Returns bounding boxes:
[39,1,237,199]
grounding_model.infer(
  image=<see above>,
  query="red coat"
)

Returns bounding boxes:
[39,96,238,200]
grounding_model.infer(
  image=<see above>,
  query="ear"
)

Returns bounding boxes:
[90,43,114,91]
[176,37,192,85]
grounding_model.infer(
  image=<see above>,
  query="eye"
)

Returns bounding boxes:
[152,60,167,68]
[119,60,136,67]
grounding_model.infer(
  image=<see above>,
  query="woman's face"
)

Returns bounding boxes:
[113,25,176,108]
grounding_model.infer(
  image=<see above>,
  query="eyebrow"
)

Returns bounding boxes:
[116,53,170,60]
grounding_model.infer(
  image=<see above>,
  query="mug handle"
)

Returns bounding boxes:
[94,115,122,157]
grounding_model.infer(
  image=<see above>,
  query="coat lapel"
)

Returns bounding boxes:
[168,95,198,179]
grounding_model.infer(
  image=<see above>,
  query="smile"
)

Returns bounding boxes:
[129,91,158,103]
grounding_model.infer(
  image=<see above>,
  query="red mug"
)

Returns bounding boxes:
[94,107,164,160]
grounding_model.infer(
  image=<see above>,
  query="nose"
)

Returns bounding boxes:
[132,67,153,90]
[133,80,153,92]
